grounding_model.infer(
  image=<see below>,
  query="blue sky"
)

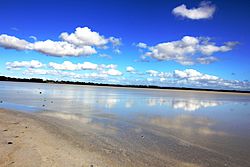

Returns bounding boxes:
[0,0,250,90]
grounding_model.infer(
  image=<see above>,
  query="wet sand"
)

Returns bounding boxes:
[0,109,113,167]
[0,109,199,167]
[1,109,250,167]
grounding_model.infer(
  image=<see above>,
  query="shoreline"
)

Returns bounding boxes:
[0,109,201,167]
[1,80,250,95]
[1,109,250,167]
[0,109,112,167]
[1,80,250,96]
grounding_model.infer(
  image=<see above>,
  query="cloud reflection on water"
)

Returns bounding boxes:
[40,111,118,135]
[171,99,222,111]
[145,98,222,111]
[0,82,238,114]
[147,115,226,136]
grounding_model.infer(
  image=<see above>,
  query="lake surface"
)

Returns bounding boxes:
[1,81,250,166]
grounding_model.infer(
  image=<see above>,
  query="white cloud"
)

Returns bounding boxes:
[0,34,30,50]
[103,69,123,76]
[23,68,108,80]
[136,42,148,49]
[48,61,84,71]
[6,60,43,69]
[139,68,250,90]
[99,64,117,70]
[0,34,97,57]
[173,69,219,81]
[32,40,97,57]
[146,70,159,76]
[78,62,99,70]
[196,56,218,64]
[49,61,73,71]
[60,27,108,46]
[48,61,119,72]
[0,26,121,57]
[5,59,250,90]
[47,61,122,77]
[109,37,122,46]
[24,69,57,75]
[199,42,237,55]
[99,53,112,59]
[147,78,153,82]
[60,27,121,54]
[140,36,237,65]
[29,36,37,41]
[160,78,166,82]
[172,1,216,20]
[126,66,136,73]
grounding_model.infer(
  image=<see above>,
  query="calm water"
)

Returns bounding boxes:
[1,81,250,166]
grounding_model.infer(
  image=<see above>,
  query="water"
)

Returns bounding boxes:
[1,81,250,166]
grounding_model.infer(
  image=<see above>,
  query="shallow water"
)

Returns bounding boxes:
[1,81,250,166]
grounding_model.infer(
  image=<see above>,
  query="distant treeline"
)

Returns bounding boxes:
[0,75,249,93]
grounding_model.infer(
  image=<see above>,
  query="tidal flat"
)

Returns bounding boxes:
[1,81,250,167]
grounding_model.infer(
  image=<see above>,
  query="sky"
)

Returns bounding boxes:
[0,0,250,90]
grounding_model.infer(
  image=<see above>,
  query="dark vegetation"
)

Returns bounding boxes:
[0,75,249,93]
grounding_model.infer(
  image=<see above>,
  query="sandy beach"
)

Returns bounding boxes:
[1,109,203,167]
[1,81,250,167]
[1,108,250,167]
[0,109,114,167]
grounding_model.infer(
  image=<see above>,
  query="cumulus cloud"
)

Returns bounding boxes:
[32,40,97,57]
[36,61,122,76]
[48,61,118,72]
[49,61,98,71]
[172,1,216,20]
[147,78,154,82]
[173,69,219,81]
[24,68,58,75]
[139,36,237,65]
[23,68,112,80]
[143,68,250,90]
[0,34,30,50]
[6,60,44,69]
[0,27,121,57]
[196,56,218,64]
[60,27,108,46]
[99,64,117,70]
[146,70,159,76]
[59,27,121,55]
[136,42,148,49]
[109,36,122,46]
[103,69,123,76]
[5,59,123,82]
[0,34,95,57]
[126,66,136,73]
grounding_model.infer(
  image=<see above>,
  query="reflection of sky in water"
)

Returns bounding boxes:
[1,81,250,165]
[0,81,250,136]
[0,81,249,114]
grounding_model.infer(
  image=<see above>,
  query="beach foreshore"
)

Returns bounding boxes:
[1,109,250,167]
[0,109,202,167]
[0,109,112,167]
